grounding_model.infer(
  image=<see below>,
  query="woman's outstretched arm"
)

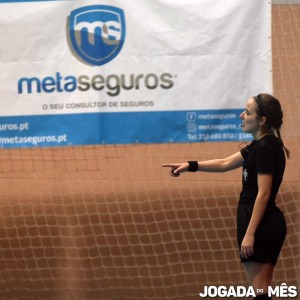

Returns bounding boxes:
[162,151,244,176]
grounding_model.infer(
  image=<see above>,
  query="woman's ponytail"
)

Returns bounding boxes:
[276,129,290,159]
[254,93,290,159]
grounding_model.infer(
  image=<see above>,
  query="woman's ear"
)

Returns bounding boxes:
[259,116,267,126]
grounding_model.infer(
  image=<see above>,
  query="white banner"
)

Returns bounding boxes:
[0,0,271,147]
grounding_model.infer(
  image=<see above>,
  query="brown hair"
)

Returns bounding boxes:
[253,93,290,159]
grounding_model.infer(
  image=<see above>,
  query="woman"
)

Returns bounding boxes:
[162,93,289,300]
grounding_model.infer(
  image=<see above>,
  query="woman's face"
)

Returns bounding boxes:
[239,97,261,136]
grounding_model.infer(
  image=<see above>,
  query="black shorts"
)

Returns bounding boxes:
[237,203,287,266]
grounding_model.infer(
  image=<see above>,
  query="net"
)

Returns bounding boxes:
[0,2,299,300]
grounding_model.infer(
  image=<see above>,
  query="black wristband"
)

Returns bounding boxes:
[187,161,198,172]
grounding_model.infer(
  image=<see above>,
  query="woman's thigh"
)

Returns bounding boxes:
[243,262,274,293]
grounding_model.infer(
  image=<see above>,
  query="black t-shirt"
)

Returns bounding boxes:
[239,135,286,208]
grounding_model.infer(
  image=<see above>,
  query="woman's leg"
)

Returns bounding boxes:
[243,262,274,299]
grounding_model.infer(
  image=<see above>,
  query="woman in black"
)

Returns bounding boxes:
[162,93,289,300]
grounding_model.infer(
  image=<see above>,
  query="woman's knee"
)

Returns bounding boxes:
[254,294,272,300]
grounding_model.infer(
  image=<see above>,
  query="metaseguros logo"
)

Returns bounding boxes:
[17,5,175,96]
[68,5,126,66]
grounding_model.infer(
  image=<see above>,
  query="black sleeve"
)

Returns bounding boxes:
[255,141,275,174]
[240,142,252,160]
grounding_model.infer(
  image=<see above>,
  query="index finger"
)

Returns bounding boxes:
[161,164,179,168]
